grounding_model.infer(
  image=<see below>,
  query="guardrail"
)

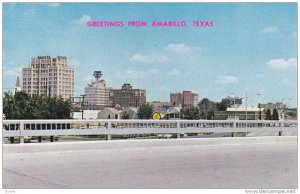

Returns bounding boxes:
[3,119,297,143]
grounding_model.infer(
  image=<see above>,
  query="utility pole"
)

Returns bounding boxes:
[245,93,248,120]
[80,94,86,119]
[204,99,206,120]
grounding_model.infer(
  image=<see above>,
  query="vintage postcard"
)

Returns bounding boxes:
[2,2,297,191]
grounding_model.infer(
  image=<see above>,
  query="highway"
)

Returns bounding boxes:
[3,137,297,189]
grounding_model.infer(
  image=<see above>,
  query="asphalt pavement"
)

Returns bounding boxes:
[3,137,297,189]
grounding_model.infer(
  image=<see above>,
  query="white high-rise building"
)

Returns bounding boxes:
[22,56,74,99]
[84,71,111,110]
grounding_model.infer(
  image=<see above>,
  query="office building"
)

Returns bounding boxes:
[22,56,74,99]
[109,83,146,108]
[84,71,111,110]
[170,91,198,107]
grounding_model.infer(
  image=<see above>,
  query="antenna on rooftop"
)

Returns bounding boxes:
[93,71,102,80]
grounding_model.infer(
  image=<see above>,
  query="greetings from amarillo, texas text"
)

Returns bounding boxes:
[87,20,213,28]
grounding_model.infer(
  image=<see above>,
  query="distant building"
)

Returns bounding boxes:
[284,108,297,120]
[109,83,146,108]
[121,107,138,119]
[72,110,100,120]
[221,95,243,108]
[149,101,171,112]
[98,108,121,119]
[152,106,182,120]
[170,91,198,107]
[260,102,287,111]
[22,56,74,99]
[84,71,111,110]
[15,76,21,92]
[259,103,286,120]
[165,107,181,120]
[6,76,22,95]
[226,105,264,120]
[215,104,265,120]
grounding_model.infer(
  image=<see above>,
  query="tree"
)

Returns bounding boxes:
[258,103,262,120]
[54,97,73,119]
[265,109,272,120]
[3,91,17,119]
[198,98,216,120]
[137,103,153,119]
[181,106,200,120]
[272,108,279,120]
[121,111,130,119]
[286,111,296,117]
[3,91,73,119]
[216,100,227,111]
[3,91,32,119]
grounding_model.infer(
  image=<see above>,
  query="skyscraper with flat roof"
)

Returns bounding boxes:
[84,71,111,110]
[170,91,198,107]
[109,83,146,108]
[22,56,74,99]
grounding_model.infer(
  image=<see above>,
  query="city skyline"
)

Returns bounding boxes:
[3,3,297,107]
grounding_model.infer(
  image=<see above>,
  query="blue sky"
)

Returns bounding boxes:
[3,3,297,107]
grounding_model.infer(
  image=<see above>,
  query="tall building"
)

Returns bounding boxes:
[109,83,146,108]
[84,71,111,110]
[22,56,74,99]
[170,93,182,107]
[221,95,243,108]
[170,91,198,107]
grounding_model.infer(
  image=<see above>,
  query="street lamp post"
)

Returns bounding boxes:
[257,93,262,120]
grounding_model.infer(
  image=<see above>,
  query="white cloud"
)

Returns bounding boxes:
[166,43,192,53]
[215,76,239,84]
[4,66,22,77]
[130,53,168,64]
[267,58,296,70]
[262,26,279,33]
[116,69,160,79]
[115,70,145,79]
[278,78,293,87]
[47,3,60,7]
[130,43,205,65]
[167,68,180,76]
[72,15,91,24]
[83,75,94,82]
[126,70,145,77]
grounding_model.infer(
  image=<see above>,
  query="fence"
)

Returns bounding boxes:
[3,119,297,143]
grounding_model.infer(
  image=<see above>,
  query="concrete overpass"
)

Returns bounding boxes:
[3,136,297,189]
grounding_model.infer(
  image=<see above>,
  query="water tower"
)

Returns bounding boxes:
[93,71,102,81]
